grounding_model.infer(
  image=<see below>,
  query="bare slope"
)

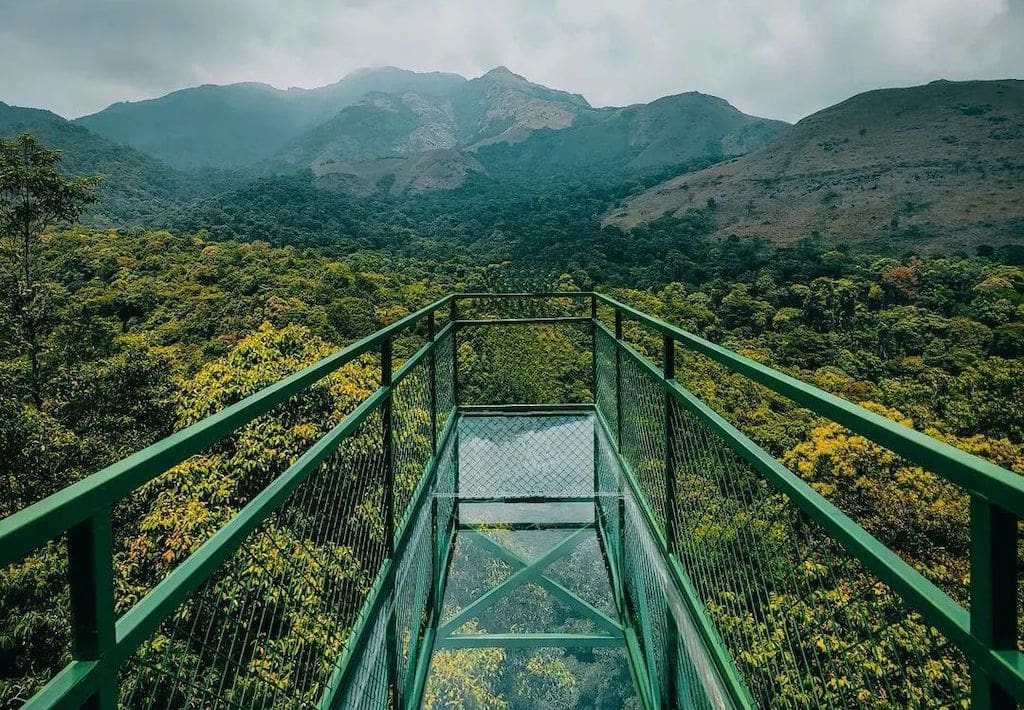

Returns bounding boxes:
[606,80,1024,251]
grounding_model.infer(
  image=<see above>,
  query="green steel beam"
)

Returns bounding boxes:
[381,337,401,710]
[406,626,436,709]
[604,326,1024,705]
[435,633,622,649]
[663,376,1024,702]
[623,626,659,710]
[319,410,458,709]
[455,316,592,327]
[7,291,1023,710]
[67,511,116,709]
[427,311,438,456]
[461,528,622,635]
[595,292,1024,518]
[438,526,592,637]
[456,521,594,531]
[450,299,459,407]
[970,497,1019,709]
[454,292,595,300]
[457,403,593,415]
[457,495,595,504]
[21,660,104,710]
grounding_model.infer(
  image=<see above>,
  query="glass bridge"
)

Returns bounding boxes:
[1,293,1021,709]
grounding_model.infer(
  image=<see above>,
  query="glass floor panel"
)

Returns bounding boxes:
[420,412,731,709]
[424,520,638,708]
[422,413,640,708]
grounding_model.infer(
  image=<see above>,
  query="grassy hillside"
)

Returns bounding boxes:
[606,80,1024,252]
[0,101,223,224]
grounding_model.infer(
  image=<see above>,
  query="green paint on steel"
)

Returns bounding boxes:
[436,633,623,649]
[596,292,1024,518]
[594,407,755,710]
[0,296,452,569]
[461,527,623,635]
[438,526,592,637]
[4,292,1023,709]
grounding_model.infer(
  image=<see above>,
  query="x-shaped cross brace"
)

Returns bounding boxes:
[436,525,623,648]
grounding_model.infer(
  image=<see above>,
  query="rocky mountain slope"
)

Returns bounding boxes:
[475,91,787,177]
[606,80,1024,251]
[272,67,784,194]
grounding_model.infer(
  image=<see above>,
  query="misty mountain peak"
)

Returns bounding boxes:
[481,66,525,81]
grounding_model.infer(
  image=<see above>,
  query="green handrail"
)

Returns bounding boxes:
[3,295,453,709]
[0,296,452,570]
[593,294,1022,709]
[595,292,1024,517]
[2,291,1021,708]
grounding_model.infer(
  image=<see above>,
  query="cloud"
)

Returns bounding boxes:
[0,0,1021,121]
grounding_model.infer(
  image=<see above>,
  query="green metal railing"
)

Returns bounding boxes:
[1,292,1021,708]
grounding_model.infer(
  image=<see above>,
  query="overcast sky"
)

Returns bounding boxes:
[1,0,1022,122]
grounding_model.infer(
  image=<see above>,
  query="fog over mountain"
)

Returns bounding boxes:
[2,0,1023,122]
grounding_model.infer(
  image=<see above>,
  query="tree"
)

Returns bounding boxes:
[0,134,99,407]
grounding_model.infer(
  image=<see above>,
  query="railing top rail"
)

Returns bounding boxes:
[0,295,452,568]
[454,291,595,299]
[594,292,1024,517]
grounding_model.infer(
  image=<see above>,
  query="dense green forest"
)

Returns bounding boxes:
[1,132,1023,707]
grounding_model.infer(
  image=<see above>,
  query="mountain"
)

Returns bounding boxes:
[474,91,787,177]
[75,67,467,169]
[272,67,784,194]
[0,101,214,224]
[605,80,1024,252]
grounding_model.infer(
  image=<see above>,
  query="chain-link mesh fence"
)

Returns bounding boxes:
[119,410,388,708]
[456,415,593,499]
[597,317,973,708]
[112,320,458,709]
[454,322,592,406]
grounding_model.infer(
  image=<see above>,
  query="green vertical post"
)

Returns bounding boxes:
[590,294,598,406]
[662,334,679,548]
[614,308,624,451]
[450,299,459,408]
[427,310,438,455]
[430,495,440,619]
[662,334,680,708]
[969,496,1017,709]
[617,495,627,618]
[68,510,117,709]
[381,337,400,710]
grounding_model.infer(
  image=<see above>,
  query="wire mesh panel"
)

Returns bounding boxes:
[596,411,731,710]
[455,295,590,321]
[622,494,671,705]
[0,539,72,706]
[394,492,433,700]
[118,410,388,709]
[333,603,391,710]
[594,328,618,437]
[666,396,972,708]
[455,323,592,406]
[457,415,594,499]
[618,351,667,531]
[435,329,455,435]
[393,354,434,535]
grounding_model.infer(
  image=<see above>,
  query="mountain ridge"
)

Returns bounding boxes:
[75,67,469,168]
[605,79,1024,251]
